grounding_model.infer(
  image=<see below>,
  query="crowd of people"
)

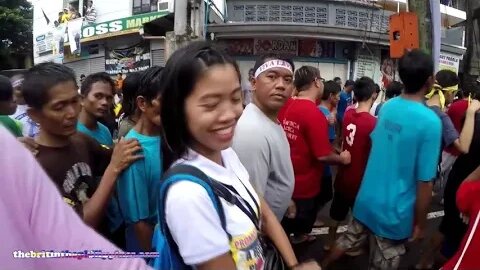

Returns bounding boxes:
[1,41,480,270]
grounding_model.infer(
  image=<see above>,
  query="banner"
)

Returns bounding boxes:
[298,40,335,58]
[254,39,297,56]
[380,50,398,90]
[65,11,168,43]
[105,43,151,75]
[354,46,381,83]
[67,18,83,55]
[439,53,461,74]
[219,39,254,56]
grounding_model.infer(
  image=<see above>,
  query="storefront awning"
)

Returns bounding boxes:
[142,13,174,37]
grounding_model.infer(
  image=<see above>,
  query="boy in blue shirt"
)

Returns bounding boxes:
[116,66,163,252]
[322,50,442,270]
[318,80,341,209]
[77,72,115,147]
[335,80,354,146]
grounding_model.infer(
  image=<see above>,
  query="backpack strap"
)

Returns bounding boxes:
[158,164,232,243]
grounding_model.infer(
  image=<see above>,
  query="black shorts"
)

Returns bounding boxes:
[281,195,320,235]
[330,191,354,222]
[439,172,468,258]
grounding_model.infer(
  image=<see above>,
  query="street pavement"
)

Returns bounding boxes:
[292,195,445,270]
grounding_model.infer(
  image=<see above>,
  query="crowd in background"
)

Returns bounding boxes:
[1,42,480,270]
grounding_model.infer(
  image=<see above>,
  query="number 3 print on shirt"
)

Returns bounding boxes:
[346,124,357,146]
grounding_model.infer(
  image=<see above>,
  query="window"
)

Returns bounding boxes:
[133,0,158,15]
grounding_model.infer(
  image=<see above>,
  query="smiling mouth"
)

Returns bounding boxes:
[213,126,234,135]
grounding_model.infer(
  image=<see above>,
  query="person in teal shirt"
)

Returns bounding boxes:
[77,73,119,242]
[322,50,442,270]
[116,66,163,252]
[77,72,115,147]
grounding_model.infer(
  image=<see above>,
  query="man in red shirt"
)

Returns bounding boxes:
[326,77,377,250]
[280,65,350,243]
[442,165,480,270]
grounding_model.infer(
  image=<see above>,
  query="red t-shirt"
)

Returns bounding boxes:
[279,99,332,199]
[278,97,294,122]
[445,99,468,156]
[442,180,480,270]
[335,109,376,203]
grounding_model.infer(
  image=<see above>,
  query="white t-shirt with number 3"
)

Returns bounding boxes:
[165,148,265,270]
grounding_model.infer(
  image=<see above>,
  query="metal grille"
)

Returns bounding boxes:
[151,49,165,66]
[229,2,390,33]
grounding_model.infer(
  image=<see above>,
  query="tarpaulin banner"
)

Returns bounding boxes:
[67,18,83,55]
[105,43,151,75]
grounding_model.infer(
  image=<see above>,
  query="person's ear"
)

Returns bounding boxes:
[251,77,258,92]
[136,96,147,113]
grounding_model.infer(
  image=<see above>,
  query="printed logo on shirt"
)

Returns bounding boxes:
[230,228,264,270]
[62,162,93,204]
[282,119,299,141]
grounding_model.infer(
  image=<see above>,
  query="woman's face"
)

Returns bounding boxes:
[185,64,243,158]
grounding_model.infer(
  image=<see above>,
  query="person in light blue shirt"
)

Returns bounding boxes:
[77,72,115,147]
[116,66,164,252]
[322,50,442,270]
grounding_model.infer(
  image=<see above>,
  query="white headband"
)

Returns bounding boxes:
[254,59,293,79]
[11,79,24,88]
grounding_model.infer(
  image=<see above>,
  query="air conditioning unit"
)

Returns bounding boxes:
[158,0,174,13]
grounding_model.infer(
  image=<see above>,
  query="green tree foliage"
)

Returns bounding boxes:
[0,0,33,69]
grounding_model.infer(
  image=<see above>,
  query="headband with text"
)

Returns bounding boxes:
[254,59,293,79]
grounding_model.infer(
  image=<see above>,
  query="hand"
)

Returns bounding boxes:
[18,137,39,156]
[109,137,143,174]
[409,225,425,242]
[292,260,322,270]
[285,200,297,219]
[467,99,480,114]
[339,150,351,165]
[327,115,336,125]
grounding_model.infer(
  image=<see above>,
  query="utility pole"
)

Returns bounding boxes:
[165,0,205,60]
[464,0,480,77]
[408,0,433,55]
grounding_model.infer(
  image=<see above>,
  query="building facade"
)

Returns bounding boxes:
[208,0,466,89]
[32,0,172,81]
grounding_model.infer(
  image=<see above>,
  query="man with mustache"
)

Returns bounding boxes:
[77,72,115,147]
[233,54,296,222]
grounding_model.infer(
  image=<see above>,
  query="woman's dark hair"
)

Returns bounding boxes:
[435,69,459,88]
[321,80,341,100]
[398,49,434,94]
[294,66,320,92]
[80,72,115,96]
[160,41,240,169]
[23,62,77,110]
[120,72,143,118]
